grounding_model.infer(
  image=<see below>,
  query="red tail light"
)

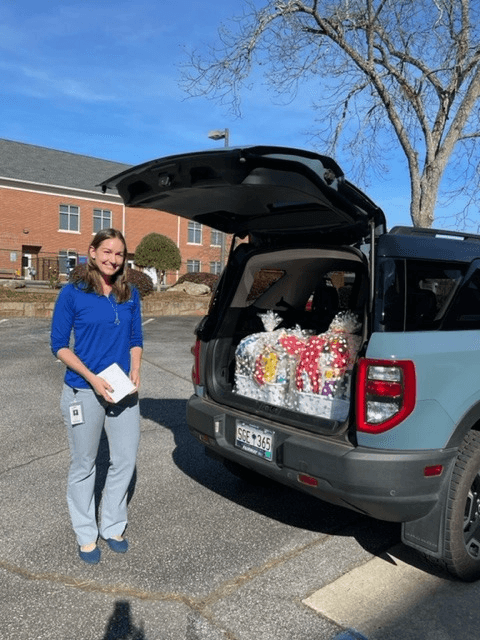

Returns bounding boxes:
[356,358,416,433]
[191,339,201,385]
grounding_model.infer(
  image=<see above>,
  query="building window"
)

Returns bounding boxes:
[187,259,201,273]
[59,204,79,232]
[93,208,112,232]
[210,261,222,275]
[211,230,222,246]
[58,250,77,275]
[188,221,202,244]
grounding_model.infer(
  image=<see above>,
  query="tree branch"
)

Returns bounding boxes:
[181,0,480,227]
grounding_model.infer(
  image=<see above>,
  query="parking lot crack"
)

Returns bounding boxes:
[195,534,329,609]
[0,535,331,640]
[0,447,69,478]
[0,558,196,606]
[0,533,329,609]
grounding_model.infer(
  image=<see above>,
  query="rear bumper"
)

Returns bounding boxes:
[187,394,457,523]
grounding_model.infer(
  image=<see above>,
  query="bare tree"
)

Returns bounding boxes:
[182,0,480,227]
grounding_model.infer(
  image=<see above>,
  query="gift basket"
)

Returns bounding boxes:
[234,310,362,420]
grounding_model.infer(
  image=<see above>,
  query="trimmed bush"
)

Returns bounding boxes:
[134,233,182,273]
[175,272,220,291]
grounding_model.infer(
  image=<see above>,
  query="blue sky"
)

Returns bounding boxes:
[0,0,423,228]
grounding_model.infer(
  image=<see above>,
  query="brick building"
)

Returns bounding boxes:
[0,139,227,285]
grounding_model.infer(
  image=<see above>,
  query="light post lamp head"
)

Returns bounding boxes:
[207,128,230,147]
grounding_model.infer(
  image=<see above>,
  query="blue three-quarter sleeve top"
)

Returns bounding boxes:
[50,283,143,389]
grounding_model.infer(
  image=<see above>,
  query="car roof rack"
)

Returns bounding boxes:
[389,226,480,243]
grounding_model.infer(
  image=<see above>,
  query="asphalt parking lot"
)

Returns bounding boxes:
[1,315,480,640]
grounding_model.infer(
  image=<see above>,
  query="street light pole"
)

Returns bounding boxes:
[207,129,230,269]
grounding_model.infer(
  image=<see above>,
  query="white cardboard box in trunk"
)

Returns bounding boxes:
[293,391,350,421]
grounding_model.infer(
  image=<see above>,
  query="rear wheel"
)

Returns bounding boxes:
[442,431,480,581]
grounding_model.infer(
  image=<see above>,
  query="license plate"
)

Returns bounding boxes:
[235,421,274,461]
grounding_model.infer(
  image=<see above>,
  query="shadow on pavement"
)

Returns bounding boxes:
[102,600,146,640]
[139,396,401,561]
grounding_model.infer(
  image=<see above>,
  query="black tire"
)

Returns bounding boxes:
[442,430,480,581]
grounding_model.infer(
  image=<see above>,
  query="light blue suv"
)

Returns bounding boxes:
[103,146,480,581]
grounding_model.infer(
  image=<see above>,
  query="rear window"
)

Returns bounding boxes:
[374,258,466,331]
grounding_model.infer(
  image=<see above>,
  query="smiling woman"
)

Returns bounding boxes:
[50,227,144,564]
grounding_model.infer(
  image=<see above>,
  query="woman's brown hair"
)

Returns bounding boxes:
[71,228,131,303]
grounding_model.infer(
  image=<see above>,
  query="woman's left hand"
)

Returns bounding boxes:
[129,346,142,393]
[130,367,140,392]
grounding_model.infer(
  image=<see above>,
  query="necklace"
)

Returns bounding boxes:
[106,293,120,325]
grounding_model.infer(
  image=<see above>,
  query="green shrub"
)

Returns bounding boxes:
[69,264,154,299]
[175,272,220,291]
[134,233,182,272]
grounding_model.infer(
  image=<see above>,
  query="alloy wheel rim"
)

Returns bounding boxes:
[464,475,480,559]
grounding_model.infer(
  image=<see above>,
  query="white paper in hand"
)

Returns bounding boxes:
[98,363,136,403]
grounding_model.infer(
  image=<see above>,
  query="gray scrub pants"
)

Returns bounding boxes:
[60,384,140,547]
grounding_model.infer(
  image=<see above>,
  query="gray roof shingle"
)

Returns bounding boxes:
[0,138,131,193]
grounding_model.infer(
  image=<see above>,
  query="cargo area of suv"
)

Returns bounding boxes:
[203,244,368,435]
[102,146,480,581]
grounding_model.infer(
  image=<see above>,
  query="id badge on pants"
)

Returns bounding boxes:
[69,401,85,426]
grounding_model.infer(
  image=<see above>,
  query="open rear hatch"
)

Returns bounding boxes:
[102,146,385,435]
[101,145,385,244]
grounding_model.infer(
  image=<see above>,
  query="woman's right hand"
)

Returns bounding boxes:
[91,375,115,403]
[56,348,116,402]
